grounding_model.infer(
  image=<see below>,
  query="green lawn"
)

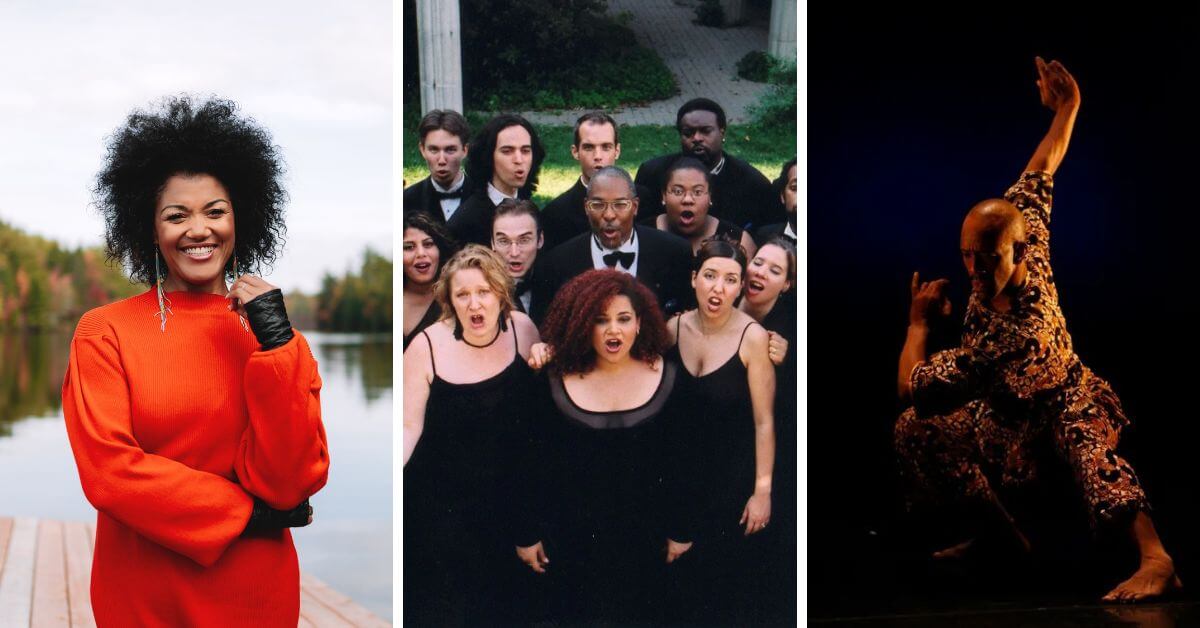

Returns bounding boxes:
[402,122,797,208]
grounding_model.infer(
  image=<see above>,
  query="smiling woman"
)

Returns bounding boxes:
[62,95,329,627]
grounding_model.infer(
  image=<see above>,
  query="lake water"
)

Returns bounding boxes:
[0,330,393,620]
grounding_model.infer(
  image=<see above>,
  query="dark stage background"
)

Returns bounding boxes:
[809,7,1200,618]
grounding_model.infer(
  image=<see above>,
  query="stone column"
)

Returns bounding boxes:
[416,0,464,113]
[768,0,797,62]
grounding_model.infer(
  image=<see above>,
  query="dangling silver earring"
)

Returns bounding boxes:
[236,254,253,333]
[153,247,173,332]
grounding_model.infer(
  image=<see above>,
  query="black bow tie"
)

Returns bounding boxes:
[514,279,532,296]
[434,188,464,201]
[602,250,636,269]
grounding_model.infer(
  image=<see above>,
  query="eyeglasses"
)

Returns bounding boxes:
[584,199,634,213]
[666,186,708,199]
[494,235,537,250]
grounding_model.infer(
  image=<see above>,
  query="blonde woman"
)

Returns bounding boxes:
[402,244,540,626]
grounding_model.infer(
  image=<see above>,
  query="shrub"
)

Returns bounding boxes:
[736,50,772,82]
[695,0,725,27]
[748,58,797,128]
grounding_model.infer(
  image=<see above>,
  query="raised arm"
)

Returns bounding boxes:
[898,272,951,401]
[1023,57,1081,176]
[230,283,329,510]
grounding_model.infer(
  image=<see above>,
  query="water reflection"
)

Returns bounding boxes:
[0,330,393,619]
[0,331,69,431]
[309,332,393,404]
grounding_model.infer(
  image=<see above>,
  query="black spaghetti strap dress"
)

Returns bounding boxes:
[403,321,533,627]
[666,317,773,624]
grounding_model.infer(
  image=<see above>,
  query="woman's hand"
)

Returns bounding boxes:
[767,331,789,366]
[741,491,771,536]
[527,342,554,370]
[229,275,294,350]
[516,541,549,573]
[226,274,278,317]
[666,538,693,564]
[243,498,313,535]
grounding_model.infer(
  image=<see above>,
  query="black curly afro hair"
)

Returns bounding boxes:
[94,95,288,284]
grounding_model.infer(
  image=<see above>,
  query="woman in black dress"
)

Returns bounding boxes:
[402,212,455,350]
[402,245,540,626]
[655,157,757,256]
[738,235,797,623]
[514,270,694,625]
[666,237,777,624]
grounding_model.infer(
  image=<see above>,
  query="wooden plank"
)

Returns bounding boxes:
[0,517,38,627]
[0,517,14,577]
[299,587,355,627]
[62,522,94,628]
[300,573,389,627]
[30,520,68,628]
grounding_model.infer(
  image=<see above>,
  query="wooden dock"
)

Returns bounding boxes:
[0,517,389,627]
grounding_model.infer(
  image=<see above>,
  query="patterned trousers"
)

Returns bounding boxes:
[894,371,1147,530]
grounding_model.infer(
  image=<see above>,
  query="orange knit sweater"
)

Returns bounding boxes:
[62,289,329,627]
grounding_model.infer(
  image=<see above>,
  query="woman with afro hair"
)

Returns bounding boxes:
[61,96,329,627]
[512,270,698,625]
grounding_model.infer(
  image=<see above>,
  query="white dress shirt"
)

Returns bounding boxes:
[590,228,639,277]
[431,172,465,221]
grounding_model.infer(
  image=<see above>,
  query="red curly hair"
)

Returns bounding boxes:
[540,270,669,375]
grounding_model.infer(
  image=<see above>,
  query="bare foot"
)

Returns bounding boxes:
[932,538,975,560]
[1102,554,1182,603]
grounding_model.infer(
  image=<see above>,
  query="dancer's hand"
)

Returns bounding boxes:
[516,541,549,573]
[527,342,554,370]
[909,272,951,326]
[1036,57,1080,113]
[741,491,771,536]
[767,331,789,366]
[666,538,693,563]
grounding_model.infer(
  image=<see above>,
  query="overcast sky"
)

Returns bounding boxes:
[0,0,391,293]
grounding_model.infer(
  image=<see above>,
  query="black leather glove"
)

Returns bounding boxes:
[243,288,295,350]
[244,498,313,535]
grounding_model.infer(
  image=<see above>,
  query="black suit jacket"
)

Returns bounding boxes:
[635,152,783,231]
[445,190,497,246]
[752,222,797,247]
[402,174,472,225]
[511,258,552,325]
[532,225,693,324]
[541,179,658,251]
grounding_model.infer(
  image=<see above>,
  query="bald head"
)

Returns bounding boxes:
[590,165,637,197]
[960,199,1028,301]
[962,198,1026,244]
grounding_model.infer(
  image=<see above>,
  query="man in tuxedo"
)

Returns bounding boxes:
[635,98,782,231]
[491,198,546,319]
[540,111,656,250]
[448,114,546,246]
[403,109,471,223]
[754,158,798,246]
[534,166,693,322]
